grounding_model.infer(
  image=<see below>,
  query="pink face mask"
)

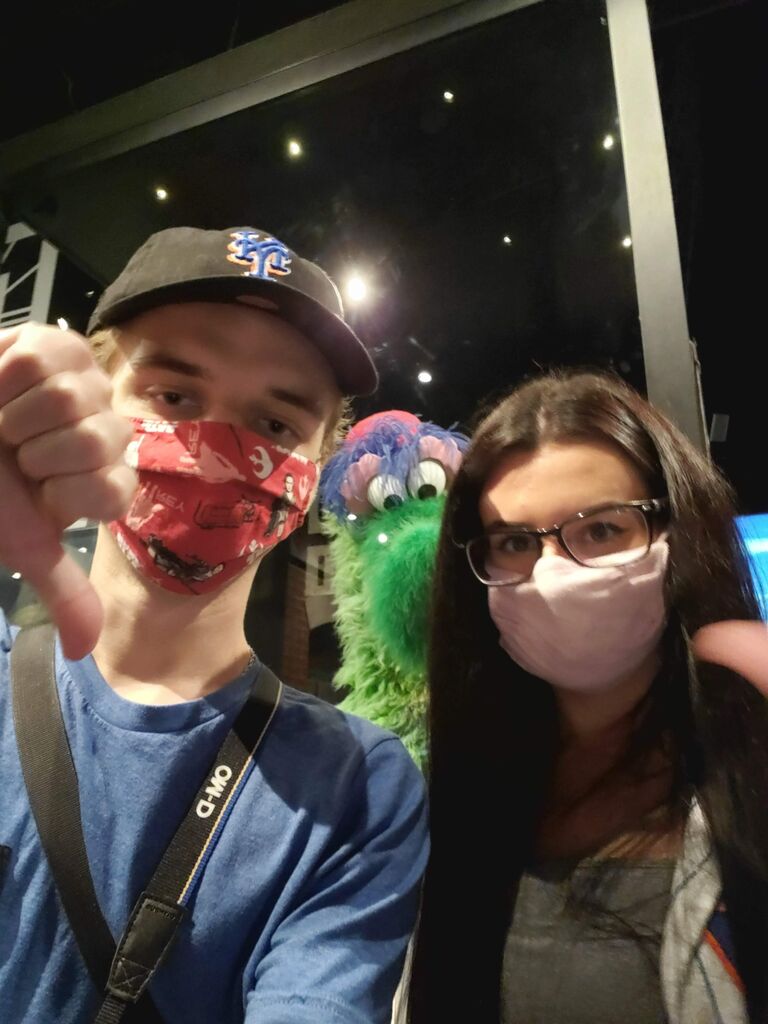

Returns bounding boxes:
[110,418,318,595]
[487,539,669,691]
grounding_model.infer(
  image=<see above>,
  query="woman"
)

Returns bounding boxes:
[407,371,768,1024]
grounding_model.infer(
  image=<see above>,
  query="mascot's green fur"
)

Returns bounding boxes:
[319,411,467,763]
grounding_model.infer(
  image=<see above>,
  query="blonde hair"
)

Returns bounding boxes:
[88,327,350,462]
[88,326,122,373]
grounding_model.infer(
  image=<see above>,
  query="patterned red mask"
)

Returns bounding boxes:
[110,418,318,594]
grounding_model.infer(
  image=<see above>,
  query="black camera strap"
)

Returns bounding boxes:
[11,624,281,1023]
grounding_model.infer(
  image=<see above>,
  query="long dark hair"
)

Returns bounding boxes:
[408,371,768,1023]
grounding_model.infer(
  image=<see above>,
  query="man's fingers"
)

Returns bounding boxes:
[0,323,123,659]
[692,620,768,697]
[0,323,93,406]
[17,412,134,480]
[25,547,104,661]
[40,462,137,526]
[0,326,21,358]
[3,520,104,661]
[0,367,114,446]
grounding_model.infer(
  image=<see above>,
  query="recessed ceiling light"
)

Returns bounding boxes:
[345,274,369,304]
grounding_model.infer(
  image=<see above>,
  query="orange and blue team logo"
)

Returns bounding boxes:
[227,231,292,280]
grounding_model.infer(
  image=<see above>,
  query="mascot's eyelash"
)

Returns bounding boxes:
[320,414,469,522]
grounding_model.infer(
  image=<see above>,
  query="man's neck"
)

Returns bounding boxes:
[88,526,257,705]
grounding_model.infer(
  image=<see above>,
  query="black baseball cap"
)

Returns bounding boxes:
[87,226,378,396]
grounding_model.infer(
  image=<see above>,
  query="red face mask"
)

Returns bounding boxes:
[110,418,318,595]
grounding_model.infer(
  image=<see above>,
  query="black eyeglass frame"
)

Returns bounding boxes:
[463,497,669,587]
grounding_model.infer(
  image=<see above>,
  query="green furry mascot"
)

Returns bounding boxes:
[319,411,468,763]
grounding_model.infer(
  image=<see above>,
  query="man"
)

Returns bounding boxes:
[0,227,428,1023]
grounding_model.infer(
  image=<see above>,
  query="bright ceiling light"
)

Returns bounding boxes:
[154,186,169,201]
[56,317,69,330]
[287,139,303,158]
[622,235,633,248]
[346,274,369,304]
[602,134,615,150]
[418,370,433,384]
[443,90,455,103]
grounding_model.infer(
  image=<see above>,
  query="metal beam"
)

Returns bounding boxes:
[0,0,541,191]
[606,0,708,451]
[0,223,58,328]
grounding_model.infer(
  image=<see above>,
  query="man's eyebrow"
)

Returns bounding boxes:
[130,353,212,380]
[265,386,325,419]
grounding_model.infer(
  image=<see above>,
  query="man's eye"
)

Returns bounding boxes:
[145,387,195,406]
[141,388,203,419]
[160,391,185,406]
[258,418,299,442]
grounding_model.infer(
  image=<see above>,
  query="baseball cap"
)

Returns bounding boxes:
[87,226,378,396]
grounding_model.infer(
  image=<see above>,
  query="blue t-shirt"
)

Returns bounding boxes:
[0,612,428,1023]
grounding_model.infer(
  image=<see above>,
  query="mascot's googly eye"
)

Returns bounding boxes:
[407,459,447,501]
[367,474,407,511]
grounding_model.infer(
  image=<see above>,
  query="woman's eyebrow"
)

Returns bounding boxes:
[484,519,531,531]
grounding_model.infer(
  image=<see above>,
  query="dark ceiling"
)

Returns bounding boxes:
[0,0,752,145]
[0,1,349,142]
[3,1,640,429]
[1,0,765,512]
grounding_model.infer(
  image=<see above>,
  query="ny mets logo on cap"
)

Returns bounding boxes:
[227,231,293,281]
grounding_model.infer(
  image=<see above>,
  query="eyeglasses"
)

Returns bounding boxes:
[464,498,668,586]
